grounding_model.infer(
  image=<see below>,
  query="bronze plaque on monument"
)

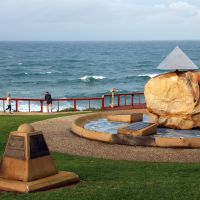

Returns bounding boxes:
[118,122,157,136]
[123,122,154,131]
[30,134,50,159]
[4,135,25,160]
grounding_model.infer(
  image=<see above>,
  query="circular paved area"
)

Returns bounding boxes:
[32,113,200,163]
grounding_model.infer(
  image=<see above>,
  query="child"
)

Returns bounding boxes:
[4,93,12,113]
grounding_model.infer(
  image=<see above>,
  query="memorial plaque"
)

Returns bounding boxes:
[30,134,50,159]
[118,122,157,136]
[5,135,25,160]
[124,122,153,131]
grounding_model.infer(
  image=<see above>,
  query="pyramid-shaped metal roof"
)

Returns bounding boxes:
[157,46,198,70]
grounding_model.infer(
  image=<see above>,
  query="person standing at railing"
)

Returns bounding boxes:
[110,88,116,108]
[4,93,12,114]
[45,91,52,112]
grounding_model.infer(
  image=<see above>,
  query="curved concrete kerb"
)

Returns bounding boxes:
[71,110,155,146]
[71,111,200,148]
[29,113,200,163]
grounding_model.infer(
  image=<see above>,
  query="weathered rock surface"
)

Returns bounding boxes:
[144,71,200,129]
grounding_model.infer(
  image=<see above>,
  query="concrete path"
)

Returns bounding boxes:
[0,111,83,116]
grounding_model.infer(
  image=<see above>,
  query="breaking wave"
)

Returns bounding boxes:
[79,75,106,82]
[138,73,160,78]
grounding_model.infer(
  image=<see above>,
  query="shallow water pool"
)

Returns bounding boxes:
[84,114,200,138]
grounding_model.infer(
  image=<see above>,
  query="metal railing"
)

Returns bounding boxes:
[0,92,146,112]
[103,92,145,110]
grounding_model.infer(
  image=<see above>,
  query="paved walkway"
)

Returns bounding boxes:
[0,111,82,116]
[32,114,200,163]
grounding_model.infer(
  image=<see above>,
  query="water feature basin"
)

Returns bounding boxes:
[72,111,200,148]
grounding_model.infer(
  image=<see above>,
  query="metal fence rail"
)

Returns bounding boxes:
[0,92,146,112]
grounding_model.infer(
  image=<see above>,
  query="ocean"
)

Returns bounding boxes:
[0,41,200,111]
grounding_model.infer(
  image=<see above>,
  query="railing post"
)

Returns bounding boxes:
[57,100,60,112]
[102,95,105,110]
[16,99,19,112]
[125,95,126,105]
[40,100,43,112]
[3,100,5,111]
[28,100,31,112]
[89,100,90,109]
[118,95,120,107]
[132,95,134,107]
[74,99,77,111]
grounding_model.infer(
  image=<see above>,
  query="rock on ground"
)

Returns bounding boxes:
[144,71,200,129]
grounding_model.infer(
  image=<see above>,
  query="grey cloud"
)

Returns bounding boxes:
[0,0,200,40]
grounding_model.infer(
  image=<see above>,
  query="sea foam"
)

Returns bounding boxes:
[80,75,106,82]
[138,73,160,78]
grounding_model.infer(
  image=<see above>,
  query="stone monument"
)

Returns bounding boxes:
[144,46,200,129]
[0,123,79,193]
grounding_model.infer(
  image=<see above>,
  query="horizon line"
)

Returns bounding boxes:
[0,39,200,42]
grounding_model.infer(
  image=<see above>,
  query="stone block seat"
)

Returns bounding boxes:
[107,113,143,123]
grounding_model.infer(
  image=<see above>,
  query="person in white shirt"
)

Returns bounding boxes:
[4,93,12,113]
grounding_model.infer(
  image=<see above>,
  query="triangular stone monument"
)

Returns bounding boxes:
[157,46,198,70]
[0,124,79,193]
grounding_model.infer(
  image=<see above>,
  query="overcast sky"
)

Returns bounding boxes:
[0,0,200,41]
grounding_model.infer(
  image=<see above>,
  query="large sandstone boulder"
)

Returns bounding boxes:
[144,71,200,129]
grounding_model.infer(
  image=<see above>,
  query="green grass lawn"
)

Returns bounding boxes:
[0,114,200,200]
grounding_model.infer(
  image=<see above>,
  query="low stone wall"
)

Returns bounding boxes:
[155,137,200,148]
[71,110,155,146]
